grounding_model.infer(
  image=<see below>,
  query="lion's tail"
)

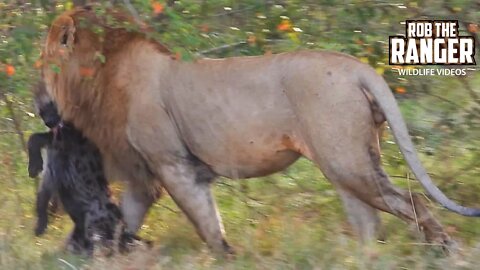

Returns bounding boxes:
[357,65,480,217]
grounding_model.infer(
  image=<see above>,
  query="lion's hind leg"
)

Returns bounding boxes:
[315,141,452,248]
[336,188,383,242]
[289,81,451,248]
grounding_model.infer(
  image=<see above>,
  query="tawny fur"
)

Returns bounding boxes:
[40,7,480,253]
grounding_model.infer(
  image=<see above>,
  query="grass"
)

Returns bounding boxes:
[2,117,480,269]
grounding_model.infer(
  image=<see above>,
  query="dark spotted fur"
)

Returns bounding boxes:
[28,98,149,255]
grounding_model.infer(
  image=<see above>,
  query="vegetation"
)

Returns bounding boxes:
[1,0,480,269]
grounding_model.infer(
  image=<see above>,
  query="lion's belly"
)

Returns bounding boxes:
[169,97,302,178]
[173,107,305,179]
[168,55,317,179]
[202,140,301,179]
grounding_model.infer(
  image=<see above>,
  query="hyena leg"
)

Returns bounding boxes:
[66,214,93,255]
[35,171,55,236]
[27,132,53,178]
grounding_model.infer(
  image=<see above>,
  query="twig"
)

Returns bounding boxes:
[159,203,180,214]
[217,181,268,217]
[390,175,413,180]
[217,181,266,204]
[58,258,78,270]
[407,173,420,232]
[0,89,27,152]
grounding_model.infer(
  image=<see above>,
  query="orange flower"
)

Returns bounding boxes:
[152,2,164,15]
[395,86,406,94]
[5,64,15,76]
[277,20,292,32]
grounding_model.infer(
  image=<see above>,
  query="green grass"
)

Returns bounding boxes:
[2,115,480,269]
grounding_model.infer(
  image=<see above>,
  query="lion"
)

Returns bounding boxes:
[40,6,480,253]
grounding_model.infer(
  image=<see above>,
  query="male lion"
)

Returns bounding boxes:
[41,7,480,253]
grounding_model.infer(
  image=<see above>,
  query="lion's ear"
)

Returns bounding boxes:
[45,15,76,58]
[59,18,76,48]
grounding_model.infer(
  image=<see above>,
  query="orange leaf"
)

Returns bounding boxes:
[152,2,164,15]
[247,35,256,45]
[468,23,478,33]
[395,87,406,94]
[277,20,292,32]
[174,51,181,60]
[79,67,95,77]
[5,65,15,76]
[355,39,364,45]
[34,60,43,69]
[199,24,209,33]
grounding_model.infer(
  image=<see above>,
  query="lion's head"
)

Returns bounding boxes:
[41,6,169,115]
[40,6,165,159]
[41,7,104,119]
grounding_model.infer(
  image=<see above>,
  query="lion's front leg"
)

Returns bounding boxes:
[159,161,232,254]
[126,97,230,254]
[121,182,161,233]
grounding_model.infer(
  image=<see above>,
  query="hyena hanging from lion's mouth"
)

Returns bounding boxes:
[28,81,151,255]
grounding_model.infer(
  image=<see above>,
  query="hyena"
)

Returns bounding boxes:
[27,81,150,255]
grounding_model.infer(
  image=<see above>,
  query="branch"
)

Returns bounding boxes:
[459,77,480,106]
[196,38,283,57]
[442,2,480,51]
[210,6,257,17]
[122,0,146,28]
[73,0,88,7]
[196,41,247,56]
